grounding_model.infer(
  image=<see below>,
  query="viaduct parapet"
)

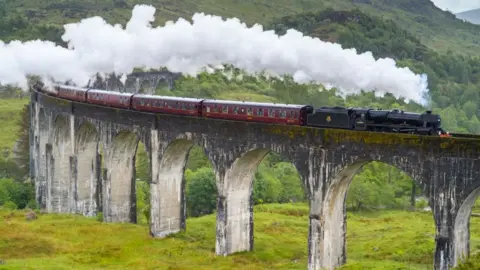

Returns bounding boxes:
[30,90,480,270]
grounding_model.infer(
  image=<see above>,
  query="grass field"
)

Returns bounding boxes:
[2,203,479,270]
[0,98,29,151]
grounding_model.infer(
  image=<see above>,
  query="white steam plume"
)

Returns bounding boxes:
[0,4,429,104]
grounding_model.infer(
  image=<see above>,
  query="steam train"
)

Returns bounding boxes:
[34,83,451,137]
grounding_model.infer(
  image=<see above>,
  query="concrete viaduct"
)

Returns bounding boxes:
[29,88,480,270]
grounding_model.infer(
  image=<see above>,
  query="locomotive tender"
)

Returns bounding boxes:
[35,83,450,137]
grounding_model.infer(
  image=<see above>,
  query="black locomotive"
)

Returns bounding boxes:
[306,106,446,136]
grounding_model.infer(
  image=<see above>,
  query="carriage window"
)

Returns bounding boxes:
[213,104,218,112]
[206,106,211,112]
[247,108,253,116]
[269,109,275,117]
[258,108,264,116]
[280,110,287,118]
[290,111,295,118]
[234,107,239,114]
[222,106,228,113]
[182,103,186,109]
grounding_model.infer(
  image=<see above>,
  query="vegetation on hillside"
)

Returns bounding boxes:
[2,204,480,269]
[0,205,443,269]
[2,0,480,56]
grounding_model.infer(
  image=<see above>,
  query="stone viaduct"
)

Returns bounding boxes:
[29,89,480,270]
[86,71,181,94]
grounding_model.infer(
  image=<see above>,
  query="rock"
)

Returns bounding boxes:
[25,210,37,221]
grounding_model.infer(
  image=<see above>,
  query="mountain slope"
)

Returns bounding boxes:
[456,8,480,25]
[1,0,480,56]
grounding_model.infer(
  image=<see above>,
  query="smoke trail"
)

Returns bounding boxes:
[0,4,429,104]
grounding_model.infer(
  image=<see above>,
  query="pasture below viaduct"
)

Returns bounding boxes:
[30,90,480,270]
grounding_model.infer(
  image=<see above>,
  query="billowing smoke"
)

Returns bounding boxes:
[0,4,429,104]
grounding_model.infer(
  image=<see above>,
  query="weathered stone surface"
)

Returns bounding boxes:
[31,90,480,270]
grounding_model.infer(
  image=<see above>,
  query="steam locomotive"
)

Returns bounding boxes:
[33,83,450,137]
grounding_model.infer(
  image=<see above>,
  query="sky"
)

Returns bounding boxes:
[431,0,480,13]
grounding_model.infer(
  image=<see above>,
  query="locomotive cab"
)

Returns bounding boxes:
[350,108,369,131]
[299,105,314,126]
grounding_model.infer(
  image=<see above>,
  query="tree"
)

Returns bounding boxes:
[185,168,218,217]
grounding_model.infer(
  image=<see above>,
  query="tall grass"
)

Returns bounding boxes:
[3,204,476,270]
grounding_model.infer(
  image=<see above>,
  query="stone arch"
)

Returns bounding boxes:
[75,122,100,217]
[49,114,74,213]
[318,158,426,269]
[103,130,140,223]
[138,79,152,94]
[156,77,169,90]
[150,138,195,237]
[216,147,304,256]
[453,185,480,266]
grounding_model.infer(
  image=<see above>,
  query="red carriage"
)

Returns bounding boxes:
[201,99,313,126]
[131,94,204,116]
[86,89,133,109]
[56,85,89,102]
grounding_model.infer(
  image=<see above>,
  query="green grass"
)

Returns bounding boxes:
[4,0,480,56]
[3,203,479,269]
[0,98,28,151]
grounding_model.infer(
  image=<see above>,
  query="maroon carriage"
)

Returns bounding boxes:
[86,89,133,109]
[56,84,88,102]
[201,99,314,126]
[131,94,204,116]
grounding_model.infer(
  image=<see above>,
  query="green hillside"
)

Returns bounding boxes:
[2,0,480,56]
[0,205,449,269]
[3,204,480,269]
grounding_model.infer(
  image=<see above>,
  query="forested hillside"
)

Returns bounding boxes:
[1,0,480,55]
